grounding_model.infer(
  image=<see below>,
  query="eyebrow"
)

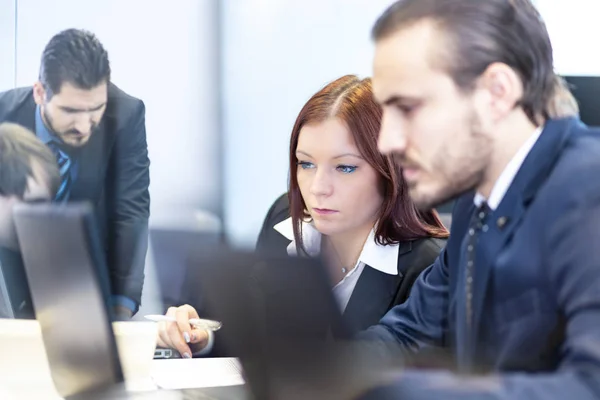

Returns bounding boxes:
[58,103,106,113]
[296,150,363,160]
[381,95,420,107]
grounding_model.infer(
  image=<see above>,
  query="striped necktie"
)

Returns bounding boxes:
[464,202,491,330]
[47,142,72,202]
[457,201,491,371]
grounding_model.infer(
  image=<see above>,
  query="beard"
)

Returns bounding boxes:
[43,108,97,150]
[398,111,492,211]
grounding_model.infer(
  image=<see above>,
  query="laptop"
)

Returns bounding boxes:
[12,202,125,398]
[12,203,247,400]
[188,249,391,400]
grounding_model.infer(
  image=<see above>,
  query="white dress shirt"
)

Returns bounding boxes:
[273,218,400,313]
[474,127,543,209]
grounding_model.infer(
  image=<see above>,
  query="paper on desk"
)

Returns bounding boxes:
[151,358,245,389]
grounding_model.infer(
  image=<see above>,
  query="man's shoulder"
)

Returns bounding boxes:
[0,87,33,119]
[548,123,600,202]
[107,83,143,106]
[104,83,144,124]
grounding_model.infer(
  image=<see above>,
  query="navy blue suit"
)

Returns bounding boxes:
[358,118,600,399]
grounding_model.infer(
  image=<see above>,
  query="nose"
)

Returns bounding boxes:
[378,110,407,156]
[309,168,333,197]
[74,113,94,134]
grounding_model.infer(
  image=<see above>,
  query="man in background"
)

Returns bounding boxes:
[0,123,59,318]
[0,29,150,318]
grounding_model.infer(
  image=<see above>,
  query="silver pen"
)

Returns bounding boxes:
[144,314,222,331]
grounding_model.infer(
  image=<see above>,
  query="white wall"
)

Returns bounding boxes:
[5,0,596,247]
[14,0,222,218]
[537,1,600,76]
[13,0,222,315]
[221,0,395,247]
[220,0,600,247]
[0,0,15,91]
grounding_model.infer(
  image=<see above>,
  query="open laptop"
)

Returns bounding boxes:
[12,203,246,400]
[187,249,390,400]
[12,202,126,398]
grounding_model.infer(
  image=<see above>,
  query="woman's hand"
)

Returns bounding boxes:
[156,304,210,358]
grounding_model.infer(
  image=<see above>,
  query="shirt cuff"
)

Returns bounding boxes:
[111,295,138,314]
[192,330,215,357]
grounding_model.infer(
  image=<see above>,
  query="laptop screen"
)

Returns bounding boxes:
[12,202,123,397]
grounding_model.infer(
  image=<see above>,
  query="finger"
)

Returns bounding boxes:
[166,317,192,358]
[189,327,209,345]
[156,321,171,348]
[164,306,192,356]
[175,305,199,344]
[158,307,179,348]
[182,304,200,320]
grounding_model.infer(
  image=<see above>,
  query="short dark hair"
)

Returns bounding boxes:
[288,75,449,252]
[372,0,558,125]
[39,28,110,98]
[0,123,60,198]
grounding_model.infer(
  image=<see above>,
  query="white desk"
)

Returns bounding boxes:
[0,319,246,399]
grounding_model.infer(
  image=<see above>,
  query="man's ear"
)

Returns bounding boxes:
[476,62,524,122]
[33,81,47,106]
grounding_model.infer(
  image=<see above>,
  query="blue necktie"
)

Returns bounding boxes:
[47,142,72,202]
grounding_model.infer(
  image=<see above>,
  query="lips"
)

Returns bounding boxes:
[402,167,420,182]
[312,208,338,216]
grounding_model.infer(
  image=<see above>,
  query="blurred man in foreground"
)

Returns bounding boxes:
[358,0,600,398]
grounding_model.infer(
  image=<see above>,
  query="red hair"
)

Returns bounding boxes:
[288,75,449,252]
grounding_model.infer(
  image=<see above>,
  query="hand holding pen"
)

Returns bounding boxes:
[150,304,221,359]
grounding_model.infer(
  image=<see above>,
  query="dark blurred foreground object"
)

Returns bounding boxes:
[13,202,124,397]
[189,248,408,400]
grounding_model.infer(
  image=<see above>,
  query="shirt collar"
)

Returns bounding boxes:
[273,217,400,276]
[35,105,59,145]
[474,126,543,210]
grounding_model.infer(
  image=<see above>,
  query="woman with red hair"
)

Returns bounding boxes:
[156,75,448,358]
[256,75,448,324]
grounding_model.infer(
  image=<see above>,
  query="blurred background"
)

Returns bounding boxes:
[1,0,598,315]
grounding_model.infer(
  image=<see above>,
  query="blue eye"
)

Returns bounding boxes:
[297,161,315,170]
[337,165,357,174]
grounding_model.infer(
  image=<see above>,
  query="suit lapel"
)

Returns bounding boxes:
[342,242,411,333]
[470,118,576,344]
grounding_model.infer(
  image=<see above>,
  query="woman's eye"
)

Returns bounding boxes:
[337,165,357,174]
[297,161,315,170]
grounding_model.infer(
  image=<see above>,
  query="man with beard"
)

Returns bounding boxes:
[0,29,150,319]
[357,0,600,399]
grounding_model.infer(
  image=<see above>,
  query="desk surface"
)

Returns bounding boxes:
[0,358,250,400]
[0,319,250,399]
[0,385,251,400]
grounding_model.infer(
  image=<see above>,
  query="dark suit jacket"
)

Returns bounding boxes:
[358,118,600,399]
[256,193,446,334]
[0,83,150,314]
